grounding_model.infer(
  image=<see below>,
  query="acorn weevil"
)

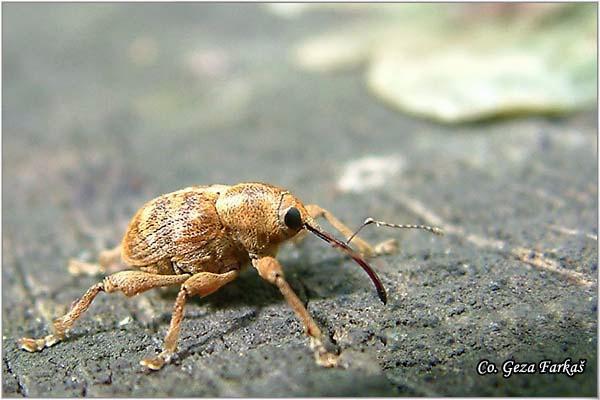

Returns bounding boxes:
[19,182,442,370]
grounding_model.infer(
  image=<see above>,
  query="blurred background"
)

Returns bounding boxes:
[3,3,597,397]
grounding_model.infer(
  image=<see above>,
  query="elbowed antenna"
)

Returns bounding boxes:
[304,223,387,304]
[346,217,444,245]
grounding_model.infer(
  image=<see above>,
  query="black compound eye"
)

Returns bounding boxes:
[284,207,303,230]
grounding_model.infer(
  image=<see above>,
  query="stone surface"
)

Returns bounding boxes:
[2,3,597,397]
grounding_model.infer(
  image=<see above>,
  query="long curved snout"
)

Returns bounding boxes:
[304,223,387,304]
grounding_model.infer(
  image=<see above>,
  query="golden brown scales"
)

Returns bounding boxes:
[18,182,442,370]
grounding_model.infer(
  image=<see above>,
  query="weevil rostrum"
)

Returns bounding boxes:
[19,182,442,370]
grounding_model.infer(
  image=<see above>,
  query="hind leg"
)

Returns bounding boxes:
[18,270,190,352]
[68,245,126,276]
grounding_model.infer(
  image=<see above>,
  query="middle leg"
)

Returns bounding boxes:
[140,269,240,370]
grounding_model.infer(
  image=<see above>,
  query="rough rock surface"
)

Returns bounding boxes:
[3,4,597,396]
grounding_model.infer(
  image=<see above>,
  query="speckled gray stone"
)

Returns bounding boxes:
[2,3,596,397]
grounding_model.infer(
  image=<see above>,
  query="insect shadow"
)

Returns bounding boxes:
[155,252,375,311]
[170,309,258,366]
[148,252,371,366]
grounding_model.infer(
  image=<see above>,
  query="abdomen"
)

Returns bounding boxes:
[121,185,241,273]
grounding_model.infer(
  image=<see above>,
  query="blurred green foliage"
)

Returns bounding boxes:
[278,3,597,123]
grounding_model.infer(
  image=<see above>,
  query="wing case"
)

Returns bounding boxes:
[121,185,231,270]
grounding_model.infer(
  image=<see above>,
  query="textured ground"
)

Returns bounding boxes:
[2,4,597,397]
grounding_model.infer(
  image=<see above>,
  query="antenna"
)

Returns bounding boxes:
[347,217,443,245]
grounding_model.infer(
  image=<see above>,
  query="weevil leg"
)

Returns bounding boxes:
[140,270,239,371]
[68,245,125,277]
[305,204,397,257]
[18,270,191,353]
[252,256,339,368]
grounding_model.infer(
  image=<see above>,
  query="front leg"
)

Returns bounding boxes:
[252,256,338,367]
[305,204,397,257]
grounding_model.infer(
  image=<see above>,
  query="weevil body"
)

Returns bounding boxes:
[122,183,308,276]
[19,182,442,370]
